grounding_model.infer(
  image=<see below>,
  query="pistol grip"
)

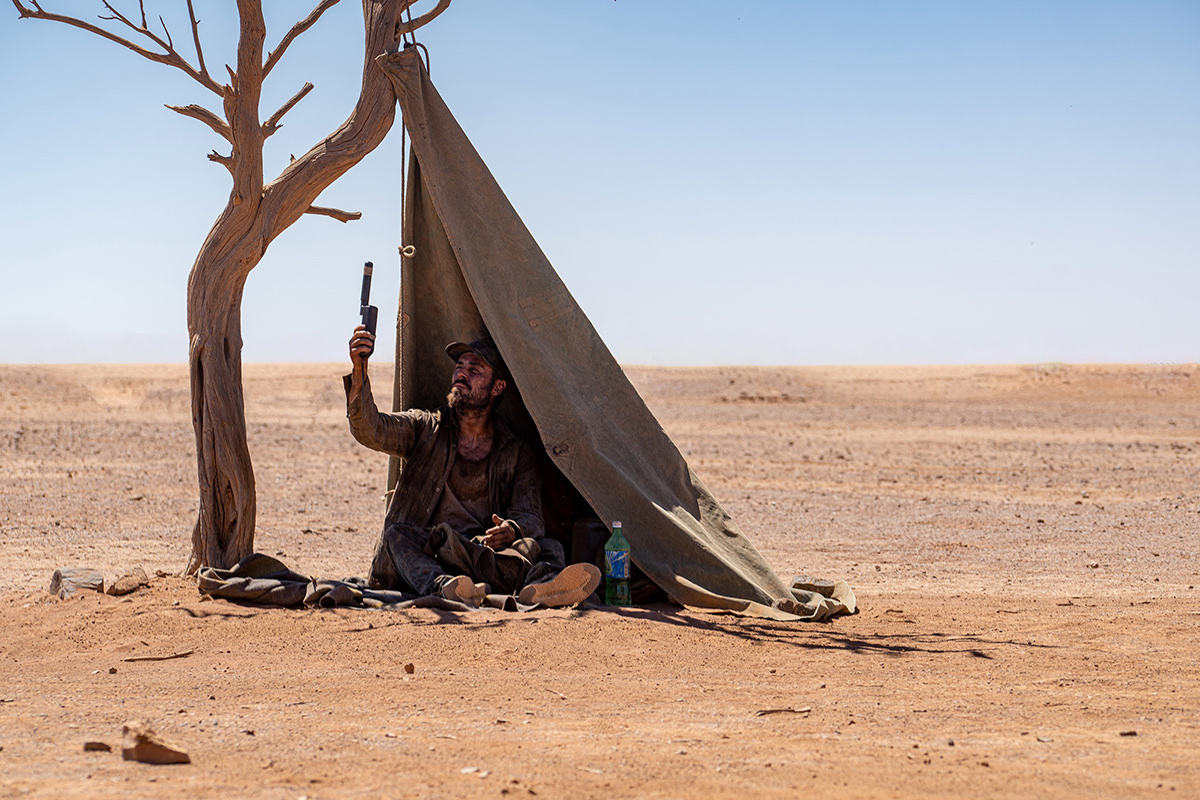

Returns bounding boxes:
[362,305,379,337]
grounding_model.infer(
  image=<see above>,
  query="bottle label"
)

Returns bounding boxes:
[612,580,630,605]
[605,550,629,580]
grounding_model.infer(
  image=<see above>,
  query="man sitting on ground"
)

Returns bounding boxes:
[345,325,600,608]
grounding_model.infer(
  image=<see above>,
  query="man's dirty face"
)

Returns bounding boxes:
[447,352,498,410]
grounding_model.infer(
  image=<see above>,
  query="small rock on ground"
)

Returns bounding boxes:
[107,566,150,596]
[49,568,104,599]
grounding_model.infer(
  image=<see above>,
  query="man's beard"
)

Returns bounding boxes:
[447,382,493,410]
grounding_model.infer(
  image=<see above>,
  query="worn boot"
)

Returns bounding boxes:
[518,563,601,608]
[439,575,488,607]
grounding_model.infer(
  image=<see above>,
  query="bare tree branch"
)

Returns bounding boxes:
[100,2,173,59]
[158,14,172,50]
[207,150,233,175]
[184,0,210,83]
[262,82,314,139]
[263,0,344,78]
[166,103,232,142]
[11,0,224,96]
[305,205,361,223]
[396,0,452,37]
[256,2,409,247]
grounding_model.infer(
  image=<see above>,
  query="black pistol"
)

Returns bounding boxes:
[360,261,379,344]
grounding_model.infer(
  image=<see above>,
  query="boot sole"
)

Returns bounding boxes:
[518,563,601,608]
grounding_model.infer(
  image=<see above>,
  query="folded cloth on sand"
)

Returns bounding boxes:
[196,554,314,607]
[197,553,482,611]
[782,576,857,621]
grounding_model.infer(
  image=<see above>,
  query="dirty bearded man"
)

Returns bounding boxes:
[344,325,600,608]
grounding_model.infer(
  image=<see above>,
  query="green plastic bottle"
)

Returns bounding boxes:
[604,520,631,606]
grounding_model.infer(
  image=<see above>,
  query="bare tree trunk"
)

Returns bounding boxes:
[14,0,457,575]
[185,0,414,572]
[184,227,260,574]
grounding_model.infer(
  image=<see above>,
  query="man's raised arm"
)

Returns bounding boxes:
[343,325,420,457]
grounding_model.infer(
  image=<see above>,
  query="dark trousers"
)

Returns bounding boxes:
[368,522,566,596]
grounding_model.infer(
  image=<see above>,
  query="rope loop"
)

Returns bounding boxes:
[398,244,416,258]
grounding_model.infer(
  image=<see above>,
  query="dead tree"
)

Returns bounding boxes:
[12,0,453,573]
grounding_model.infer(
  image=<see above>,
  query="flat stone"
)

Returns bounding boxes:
[83,741,112,752]
[49,568,104,599]
[121,720,191,765]
[106,566,150,596]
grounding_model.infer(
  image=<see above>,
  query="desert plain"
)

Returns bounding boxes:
[0,361,1197,799]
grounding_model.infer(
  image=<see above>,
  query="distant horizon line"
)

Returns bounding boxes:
[3,360,1195,369]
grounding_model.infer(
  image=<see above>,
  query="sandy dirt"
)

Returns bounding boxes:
[1,361,1198,799]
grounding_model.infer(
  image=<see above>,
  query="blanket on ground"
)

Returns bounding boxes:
[196,553,854,620]
[196,554,501,611]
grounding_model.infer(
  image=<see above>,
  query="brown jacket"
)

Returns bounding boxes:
[344,374,544,539]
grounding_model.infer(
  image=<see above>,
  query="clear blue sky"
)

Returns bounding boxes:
[2,1,1197,365]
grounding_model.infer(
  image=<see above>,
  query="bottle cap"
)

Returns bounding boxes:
[612,520,622,528]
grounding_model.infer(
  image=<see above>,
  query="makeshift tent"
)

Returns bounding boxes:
[375,48,853,621]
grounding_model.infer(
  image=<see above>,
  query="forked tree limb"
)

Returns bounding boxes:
[306,205,362,222]
[166,103,232,142]
[10,0,224,96]
[264,0,345,78]
[263,82,315,138]
[98,1,169,51]
[254,0,438,245]
[396,0,451,37]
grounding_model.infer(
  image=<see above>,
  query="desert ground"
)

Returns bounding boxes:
[1,361,1197,799]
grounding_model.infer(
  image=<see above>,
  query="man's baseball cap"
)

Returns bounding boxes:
[445,336,509,382]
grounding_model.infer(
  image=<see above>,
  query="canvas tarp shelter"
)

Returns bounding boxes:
[375,48,853,622]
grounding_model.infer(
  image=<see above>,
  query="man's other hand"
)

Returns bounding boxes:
[350,325,376,369]
[481,514,517,550]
